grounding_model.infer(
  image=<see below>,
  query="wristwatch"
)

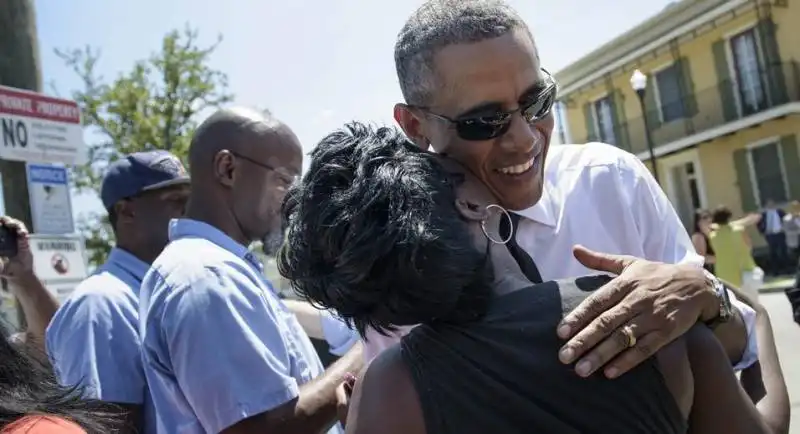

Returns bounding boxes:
[703,270,734,329]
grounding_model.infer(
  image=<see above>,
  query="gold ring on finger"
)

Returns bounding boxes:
[621,324,637,348]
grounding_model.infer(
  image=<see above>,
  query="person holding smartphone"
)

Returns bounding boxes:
[0,216,58,354]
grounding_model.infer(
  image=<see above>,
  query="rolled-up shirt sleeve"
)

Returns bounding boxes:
[160,267,298,433]
[320,310,359,357]
[45,284,144,403]
[622,151,758,371]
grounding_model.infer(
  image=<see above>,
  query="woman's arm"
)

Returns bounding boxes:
[685,325,773,434]
[727,283,791,434]
[691,233,716,265]
[691,233,707,256]
[732,213,762,228]
[346,346,425,434]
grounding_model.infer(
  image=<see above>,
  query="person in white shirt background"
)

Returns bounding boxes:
[757,198,792,276]
[353,0,757,379]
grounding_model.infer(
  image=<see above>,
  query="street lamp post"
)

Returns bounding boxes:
[630,69,660,184]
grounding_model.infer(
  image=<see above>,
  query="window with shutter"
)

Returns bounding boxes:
[748,142,788,205]
[591,96,617,146]
[654,64,686,123]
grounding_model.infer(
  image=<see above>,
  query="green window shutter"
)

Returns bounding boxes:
[582,103,596,142]
[642,77,661,131]
[712,40,738,122]
[733,149,757,212]
[677,57,698,117]
[756,18,788,105]
[779,134,800,200]
[610,91,630,151]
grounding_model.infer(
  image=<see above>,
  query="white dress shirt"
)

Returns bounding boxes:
[362,142,758,371]
[765,209,783,234]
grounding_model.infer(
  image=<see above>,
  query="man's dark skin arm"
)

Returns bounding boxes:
[222,343,363,434]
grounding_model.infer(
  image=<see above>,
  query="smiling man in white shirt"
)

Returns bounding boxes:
[366,0,757,379]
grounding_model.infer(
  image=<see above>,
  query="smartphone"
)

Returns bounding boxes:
[0,225,18,257]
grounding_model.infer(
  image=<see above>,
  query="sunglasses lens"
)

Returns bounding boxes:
[456,117,511,141]
[523,87,556,123]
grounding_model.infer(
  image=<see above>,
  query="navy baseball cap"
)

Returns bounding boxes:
[100,150,190,210]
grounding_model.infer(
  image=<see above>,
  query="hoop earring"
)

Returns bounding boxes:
[481,204,513,245]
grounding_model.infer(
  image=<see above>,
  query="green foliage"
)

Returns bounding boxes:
[58,26,233,265]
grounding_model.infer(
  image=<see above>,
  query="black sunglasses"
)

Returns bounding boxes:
[419,69,558,141]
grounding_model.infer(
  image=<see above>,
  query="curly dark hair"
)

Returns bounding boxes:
[712,205,733,225]
[278,122,493,337]
[0,323,122,433]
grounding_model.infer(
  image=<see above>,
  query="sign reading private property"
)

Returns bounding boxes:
[0,86,86,165]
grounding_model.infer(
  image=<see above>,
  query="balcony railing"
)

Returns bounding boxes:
[580,61,800,155]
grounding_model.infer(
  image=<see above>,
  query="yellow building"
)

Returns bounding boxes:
[555,0,799,252]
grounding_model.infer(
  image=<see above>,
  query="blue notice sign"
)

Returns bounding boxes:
[26,163,74,234]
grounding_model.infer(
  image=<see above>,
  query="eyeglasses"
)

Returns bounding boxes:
[231,152,298,186]
[418,69,558,141]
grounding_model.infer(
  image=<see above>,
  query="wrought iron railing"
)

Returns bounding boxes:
[579,61,800,154]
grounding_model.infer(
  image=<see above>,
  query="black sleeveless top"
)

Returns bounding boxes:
[400,275,687,434]
[698,232,716,274]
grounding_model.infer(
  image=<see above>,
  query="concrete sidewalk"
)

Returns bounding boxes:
[759,275,796,294]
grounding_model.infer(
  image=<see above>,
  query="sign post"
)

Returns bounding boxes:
[0,86,86,328]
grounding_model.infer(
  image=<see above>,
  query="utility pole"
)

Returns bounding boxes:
[0,0,42,328]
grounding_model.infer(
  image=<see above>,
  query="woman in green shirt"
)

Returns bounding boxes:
[709,206,758,290]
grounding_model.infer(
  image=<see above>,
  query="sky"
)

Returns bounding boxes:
[33,0,677,220]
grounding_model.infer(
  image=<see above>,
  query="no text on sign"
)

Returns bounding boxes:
[0,86,86,165]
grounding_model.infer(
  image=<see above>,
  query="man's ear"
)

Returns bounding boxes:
[394,103,430,149]
[214,150,236,188]
[454,199,488,222]
[114,200,135,226]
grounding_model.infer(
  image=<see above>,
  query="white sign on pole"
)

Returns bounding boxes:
[29,234,88,283]
[0,86,86,165]
[44,279,86,304]
[27,163,75,234]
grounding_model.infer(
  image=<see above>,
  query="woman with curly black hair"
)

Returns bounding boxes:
[278,122,787,434]
[0,322,121,434]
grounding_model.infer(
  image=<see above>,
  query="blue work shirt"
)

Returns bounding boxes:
[139,219,339,434]
[46,247,157,434]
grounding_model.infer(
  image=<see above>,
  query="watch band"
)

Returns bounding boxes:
[703,271,733,329]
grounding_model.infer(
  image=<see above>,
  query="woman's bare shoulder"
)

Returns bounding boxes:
[347,345,426,434]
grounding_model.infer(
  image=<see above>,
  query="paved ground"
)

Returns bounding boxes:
[760,292,799,433]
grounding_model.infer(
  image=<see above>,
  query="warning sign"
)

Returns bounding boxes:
[29,234,88,282]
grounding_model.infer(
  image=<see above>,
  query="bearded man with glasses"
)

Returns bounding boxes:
[358,0,758,391]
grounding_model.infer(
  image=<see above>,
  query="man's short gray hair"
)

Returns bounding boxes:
[395,0,529,106]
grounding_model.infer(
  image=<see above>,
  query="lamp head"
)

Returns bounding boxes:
[630,69,647,92]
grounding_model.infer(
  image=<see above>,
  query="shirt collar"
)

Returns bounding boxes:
[168,218,262,270]
[512,184,556,227]
[106,247,150,281]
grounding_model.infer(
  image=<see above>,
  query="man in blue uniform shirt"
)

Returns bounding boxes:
[46,150,190,434]
[139,107,362,434]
